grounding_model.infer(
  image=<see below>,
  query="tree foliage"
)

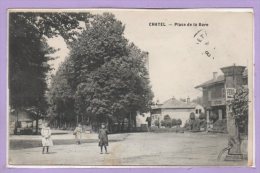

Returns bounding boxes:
[48,13,154,130]
[9,12,92,132]
[190,112,195,120]
[199,112,206,120]
[9,13,50,111]
[47,57,76,125]
[161,115,172,127]
[231,86,249,134]
[176,119,182,126]
[172,118,177,126]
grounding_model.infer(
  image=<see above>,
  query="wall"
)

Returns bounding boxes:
[136,112,149,127]
[151,114,161,126]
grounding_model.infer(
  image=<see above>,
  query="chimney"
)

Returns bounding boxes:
[213,72,218,80]
[187,97,190,103]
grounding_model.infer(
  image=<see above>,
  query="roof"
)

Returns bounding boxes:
[160,97,196,109]
[195,66,248,89]
[195,75,225,89]
[151,104,162,109]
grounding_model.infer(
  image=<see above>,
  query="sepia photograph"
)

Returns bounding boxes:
[7,9,254,167]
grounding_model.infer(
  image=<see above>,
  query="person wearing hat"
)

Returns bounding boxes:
[98,123,109,154]
[41,122,53,154]
[73,123,83,145]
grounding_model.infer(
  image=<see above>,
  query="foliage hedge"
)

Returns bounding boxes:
[211,119,227,133]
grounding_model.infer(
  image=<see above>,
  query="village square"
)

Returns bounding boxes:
[8,10,252,166]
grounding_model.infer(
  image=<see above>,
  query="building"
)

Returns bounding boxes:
[136,112,150,127]
[195,65,248,124]
[9,109,43,135]
[151,97,204,127]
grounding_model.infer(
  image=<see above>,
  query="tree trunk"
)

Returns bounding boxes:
[108,118,112,133]
[134,115,137,128]
[81,115,83,124]
[35,114,39,134]
[128,112,132,132]
[59,113,61,129]
[55,119,57,129]
[121,121,124,132]
[87,116,90,126]
[14,109,19,135]
[16,109,19,122]
[133,114,137,132]
[117,117,121,132]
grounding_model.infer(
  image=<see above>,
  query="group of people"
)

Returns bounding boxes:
[40,123,109,154]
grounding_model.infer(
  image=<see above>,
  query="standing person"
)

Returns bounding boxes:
[146,116,151,132]
[41,122,53,154]
[73,123,83,145]
[98,123,109,154]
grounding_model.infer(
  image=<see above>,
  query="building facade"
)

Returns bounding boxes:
[195,65,248,124]
[151,97,204,127]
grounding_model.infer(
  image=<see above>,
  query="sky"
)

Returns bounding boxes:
[47,9,253,103]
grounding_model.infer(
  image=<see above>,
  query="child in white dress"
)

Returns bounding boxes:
[73,124,83,144]
[41,123,53,154]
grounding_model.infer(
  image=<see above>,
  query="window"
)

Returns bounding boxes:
[196,109,198,114]
[199,109,202,114]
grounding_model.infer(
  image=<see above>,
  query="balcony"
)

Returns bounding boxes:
[209,98,226,107]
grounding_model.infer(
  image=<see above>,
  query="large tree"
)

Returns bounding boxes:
[48,13,154,131]
[47,57,76,128]
[9,12,91,133]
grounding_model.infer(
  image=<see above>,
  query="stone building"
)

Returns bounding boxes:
[195,65,248,125]
[151,97,204,127]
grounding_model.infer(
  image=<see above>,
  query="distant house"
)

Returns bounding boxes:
[151,97,204,127]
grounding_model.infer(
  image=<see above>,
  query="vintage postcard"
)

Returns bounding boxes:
[7,9,254,167]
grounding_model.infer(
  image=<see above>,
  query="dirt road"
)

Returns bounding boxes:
[9,132,247,166]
